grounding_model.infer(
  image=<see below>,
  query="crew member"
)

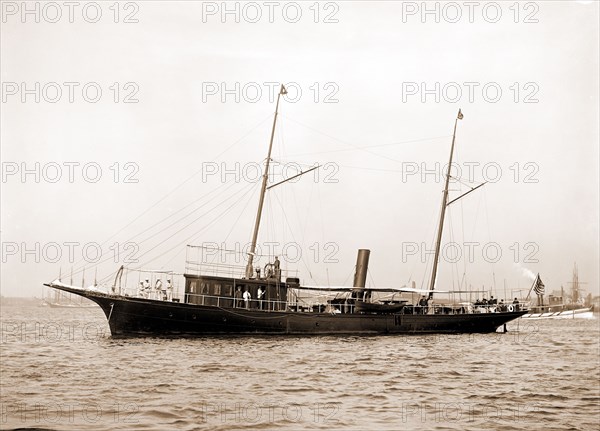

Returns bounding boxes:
[234,287,242,308]
[243,289,251,309]
[274,256,281,280]
[257,287,264,310]
[143,279,150,297]
[155,279,163,300]
[418,296,428,314]
[166,279,173,301]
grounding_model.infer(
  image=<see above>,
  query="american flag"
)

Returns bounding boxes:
[533,274,545,295]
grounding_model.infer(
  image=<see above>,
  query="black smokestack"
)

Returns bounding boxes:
[353,249,370,288]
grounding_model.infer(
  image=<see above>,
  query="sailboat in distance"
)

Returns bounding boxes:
[522,264,595,319]
[46,85,527,336]
[41,271,97,308]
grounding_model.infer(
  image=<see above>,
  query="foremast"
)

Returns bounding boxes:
[428,109,463,298]
[245,84,287,279]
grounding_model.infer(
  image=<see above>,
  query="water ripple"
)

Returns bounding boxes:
[1,306,598,430]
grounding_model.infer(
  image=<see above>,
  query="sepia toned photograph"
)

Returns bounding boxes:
[1,1,598,430]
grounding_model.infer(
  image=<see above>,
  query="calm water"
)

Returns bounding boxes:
[1,305,598,431]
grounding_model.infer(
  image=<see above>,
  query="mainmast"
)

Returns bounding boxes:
[428,109,463,298]
[245,84,287,278]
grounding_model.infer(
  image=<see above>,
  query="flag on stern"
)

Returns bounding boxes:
[533,274,545,295]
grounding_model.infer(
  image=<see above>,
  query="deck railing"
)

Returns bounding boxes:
[184,292,290,312]
[112,287,526,315]
[404,303,526,315]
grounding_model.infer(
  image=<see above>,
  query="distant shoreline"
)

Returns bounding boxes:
[0,296,43,306]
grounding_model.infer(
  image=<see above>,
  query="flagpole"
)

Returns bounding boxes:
[525,274,538,300]
[245,84,287,279]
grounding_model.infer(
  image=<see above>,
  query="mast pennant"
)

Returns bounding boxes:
[457,109,464,120]
[281,84,288,95]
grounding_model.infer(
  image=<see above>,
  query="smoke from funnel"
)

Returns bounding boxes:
[521,267,536,281]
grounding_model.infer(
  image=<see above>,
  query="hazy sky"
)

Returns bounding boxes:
[1,1,598,300]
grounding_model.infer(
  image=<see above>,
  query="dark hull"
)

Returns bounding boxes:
[47,285,526,336]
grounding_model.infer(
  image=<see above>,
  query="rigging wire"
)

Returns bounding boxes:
[367,268,377,289]
[447,209,460,292]
[264,187,276,261]
[70,182,232,278]
[113,181,241,262]
[283,114,449,164]
[482,188,497,296]
[286,134,452,157]
[114,181,234,247]
[89,180,254,282]
[95,181,257,284]
[270,191,321,286]
[165,181,261,269]
[136,181,258,268]
[340,265,355,287]
[61,113,274,276]
[421,192,443,291]
[458,172,469,292]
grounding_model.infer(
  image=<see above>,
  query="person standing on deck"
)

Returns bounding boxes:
[137,281,145,298]
[274,256,281,280]
[234,287,242,307]
[243,288,251,309]
[166,279,173,301]
[257,287,264,310]
[155,279,163,300]
[498,299,506,312]
[426,297,434,314]
[418,296,428,314]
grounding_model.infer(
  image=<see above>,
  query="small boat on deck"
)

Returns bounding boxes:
[45,87,527,336]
